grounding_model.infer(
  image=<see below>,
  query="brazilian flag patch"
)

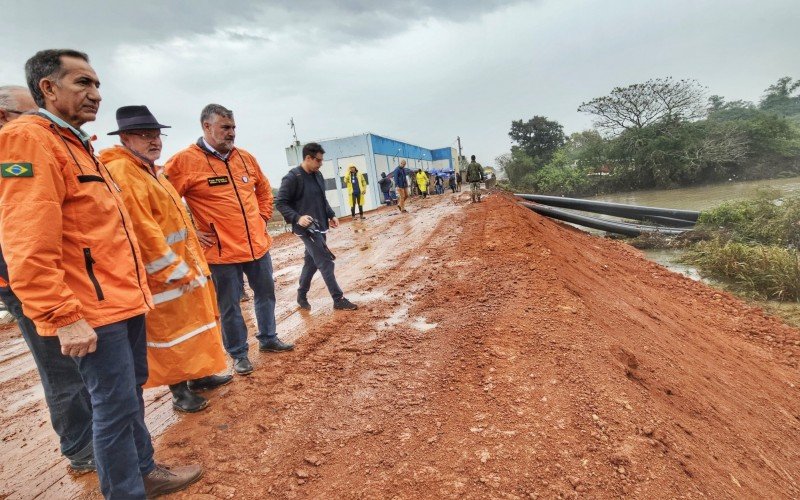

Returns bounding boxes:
[1,163,33,178]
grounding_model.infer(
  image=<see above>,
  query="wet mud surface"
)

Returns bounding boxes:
[2,192,799,499]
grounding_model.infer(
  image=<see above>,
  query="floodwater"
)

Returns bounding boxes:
[585,176,800,274]
[590,176,800,211]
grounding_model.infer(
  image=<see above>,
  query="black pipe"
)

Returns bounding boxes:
[637,215,697,228]
[515,193,699,223]
[520,202,688,237]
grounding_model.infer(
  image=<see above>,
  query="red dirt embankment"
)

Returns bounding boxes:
[154,192,800,499]
[3,191,799,498]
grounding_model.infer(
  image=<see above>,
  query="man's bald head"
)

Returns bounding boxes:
[0,86,37,128]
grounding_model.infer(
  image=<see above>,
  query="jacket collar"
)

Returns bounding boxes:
[38,108,91,146]
[195,137,232,161]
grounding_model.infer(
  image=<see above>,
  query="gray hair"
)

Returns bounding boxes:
[200,104,233,124]
[25,49,89,107]
[0,85,28,110]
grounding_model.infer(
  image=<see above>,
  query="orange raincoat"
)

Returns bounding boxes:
[100,146,226,387]
[0,115,151,335]
[164,140,273,264]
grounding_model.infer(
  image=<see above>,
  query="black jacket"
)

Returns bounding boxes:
[275,166,336,232]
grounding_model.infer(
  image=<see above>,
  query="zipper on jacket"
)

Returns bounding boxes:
[209,222,223,256]
[83,248,105,301]
[222,159,256,260]
[50,122,148,305]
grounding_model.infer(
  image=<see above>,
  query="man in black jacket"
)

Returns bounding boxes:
[275,143,358,311]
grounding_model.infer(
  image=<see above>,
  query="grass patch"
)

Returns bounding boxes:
[683,239,800,300]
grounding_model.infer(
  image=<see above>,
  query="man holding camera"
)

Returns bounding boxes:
[275,143,357,312]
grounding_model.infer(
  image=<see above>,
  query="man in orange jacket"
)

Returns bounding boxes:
[0,84,95,472]
[165,104,293,376]
[0,49,200,498]
[100,105,231,413]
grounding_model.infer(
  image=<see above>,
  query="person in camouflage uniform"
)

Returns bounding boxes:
[466,155,484,203]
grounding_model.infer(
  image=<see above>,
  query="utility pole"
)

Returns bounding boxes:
[288,118,299,145]
[456,135,464,173]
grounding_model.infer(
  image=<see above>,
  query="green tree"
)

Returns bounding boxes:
[495,148,537,187]
[578,77,706,135]
[508,116,566,167]
[759,77,800,121]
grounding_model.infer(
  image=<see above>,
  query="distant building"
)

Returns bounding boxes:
[285,133,457,217]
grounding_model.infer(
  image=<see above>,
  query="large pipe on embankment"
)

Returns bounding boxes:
[515,193,700,224]
[519,201,689,237]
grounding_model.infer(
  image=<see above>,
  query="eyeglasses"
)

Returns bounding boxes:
[127,132,167,141]
[313,156,324,163]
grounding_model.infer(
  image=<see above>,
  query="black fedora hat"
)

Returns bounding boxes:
[107,105,171,135]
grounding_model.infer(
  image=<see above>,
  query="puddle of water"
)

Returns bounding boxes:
[272,263,302,279]
[380,306,410,331]
[411,316,437,332]
[349,290,392,303]
[642,248,707,283]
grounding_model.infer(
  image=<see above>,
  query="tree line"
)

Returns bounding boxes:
[497,77,800,196]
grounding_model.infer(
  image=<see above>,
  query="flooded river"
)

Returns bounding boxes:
[590,176,800,212]
[587,177,800,324]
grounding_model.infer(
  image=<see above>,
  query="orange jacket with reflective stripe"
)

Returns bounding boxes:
[164,141,273,264]
[0,115,152,335]
[100,146,226,386]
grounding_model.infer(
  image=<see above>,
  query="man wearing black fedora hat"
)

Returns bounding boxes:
[100,105,232,418]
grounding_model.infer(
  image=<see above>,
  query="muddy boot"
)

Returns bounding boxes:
[144,463,203,498]
[188,374,233,392]
[297,292,311,310]
[169,382,208,413]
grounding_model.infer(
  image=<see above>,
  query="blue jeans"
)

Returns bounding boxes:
[0,287,93,462]
[75,314,155,499]
[210,252,277,360]
[298,233,344,301]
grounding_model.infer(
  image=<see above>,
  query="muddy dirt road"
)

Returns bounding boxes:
[2,192,799,499]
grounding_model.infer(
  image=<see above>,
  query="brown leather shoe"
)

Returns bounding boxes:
[143,463,202,498]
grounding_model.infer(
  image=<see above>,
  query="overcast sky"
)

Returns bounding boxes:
[1,0,797,181]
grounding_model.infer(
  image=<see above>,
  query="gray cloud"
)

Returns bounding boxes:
[1,0,797,183]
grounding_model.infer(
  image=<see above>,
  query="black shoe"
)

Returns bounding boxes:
[68,456,96,475]
[259,337,295,352]
[187,374,233,392]
[333,297,358,310]
[169,382,208,413]
[297,294,311,310]
[233,357,254,375]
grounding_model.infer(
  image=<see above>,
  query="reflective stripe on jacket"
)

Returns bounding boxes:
[0,115,152,335]
[164,140,273,264]
[100,146,226,386]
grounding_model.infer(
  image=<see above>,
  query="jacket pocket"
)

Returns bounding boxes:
[209,223,223,256]
[83,248,105,301]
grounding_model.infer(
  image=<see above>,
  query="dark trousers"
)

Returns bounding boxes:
[210,252,277,360]
[75,314,155,499]
[350,192,363,217]
[0,288,93,462]
[298,233,343,301]
[381,190,391,205]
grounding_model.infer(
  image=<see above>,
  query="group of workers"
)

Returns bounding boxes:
[0,48,357,499]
